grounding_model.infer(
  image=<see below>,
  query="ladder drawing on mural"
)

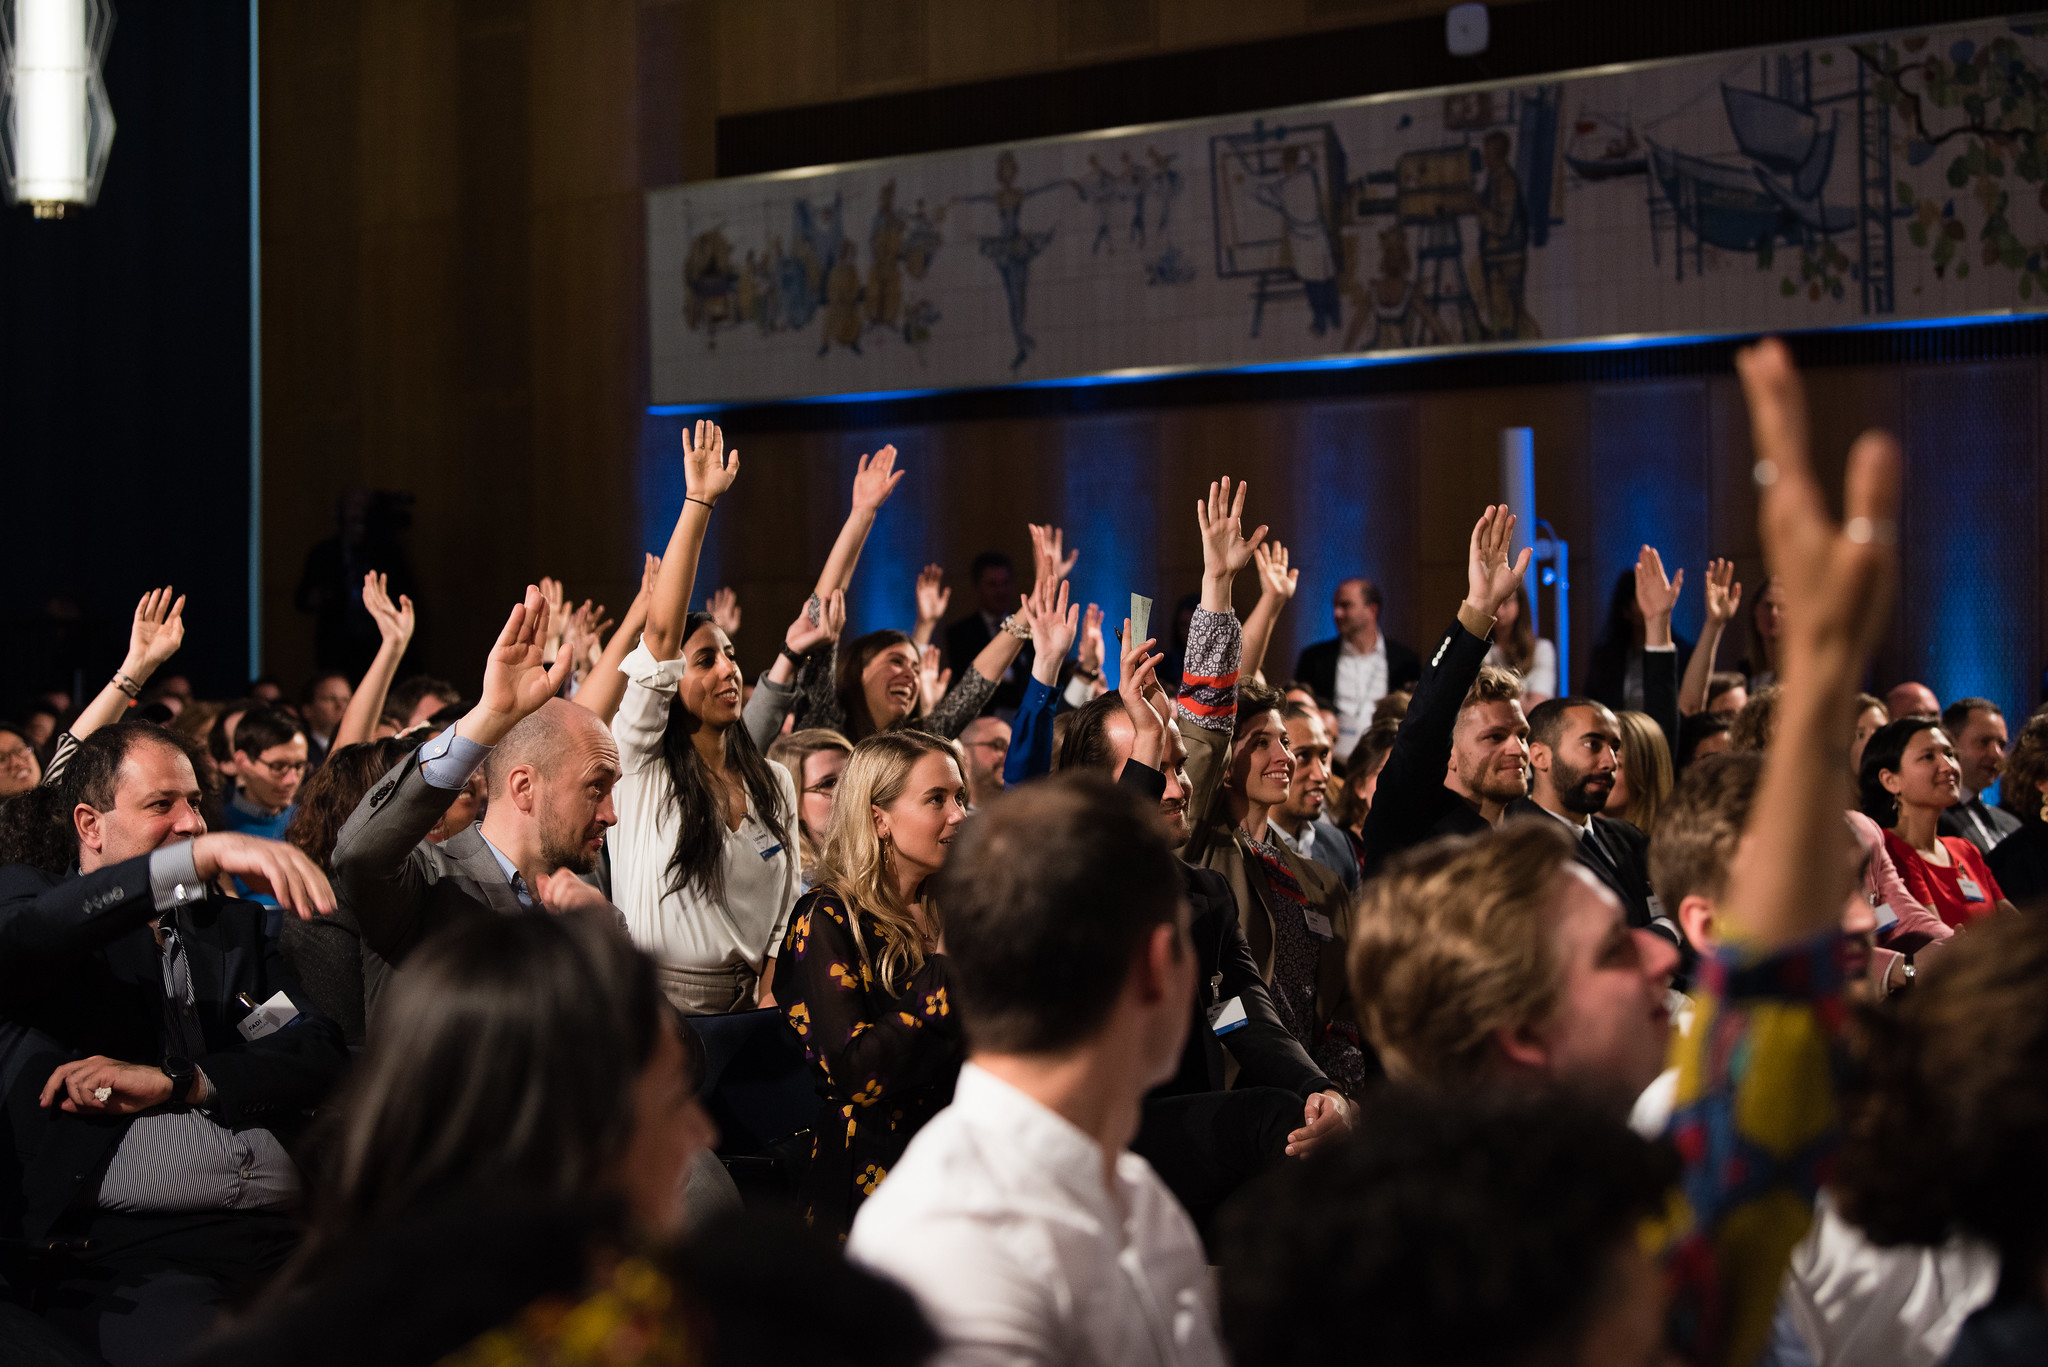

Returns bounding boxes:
[1854,50,1896,316]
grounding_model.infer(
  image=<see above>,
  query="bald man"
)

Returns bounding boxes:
[332,587,623,967]
[1885,681,1940,720]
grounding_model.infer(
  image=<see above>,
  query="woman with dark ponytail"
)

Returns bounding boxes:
[610,421,801,1013]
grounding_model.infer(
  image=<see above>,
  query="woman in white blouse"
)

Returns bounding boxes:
[611,420,801,1014]
[1484,582,1558,706]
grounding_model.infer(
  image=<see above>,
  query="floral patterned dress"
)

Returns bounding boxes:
[779,888,964,1237]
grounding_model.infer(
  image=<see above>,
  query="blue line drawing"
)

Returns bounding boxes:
[957,150,1071,371]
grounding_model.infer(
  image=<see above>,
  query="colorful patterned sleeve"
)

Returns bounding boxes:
[780,893,963,1102]
[1177,607,1242,733]
[1658,931,1850,1367]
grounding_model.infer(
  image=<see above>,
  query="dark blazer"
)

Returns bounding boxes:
[942,612,1028,713]
[1503,800,1668,940]
[1941,794,2023,857]
[0,852,348,1242]
[1583,638,1689,746]
[1360,611,1499,879]
[1988,821,2048,907]
[1292,634,1421,706]
[1119,762,1332,1101]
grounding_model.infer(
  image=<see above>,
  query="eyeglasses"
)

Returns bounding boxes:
[967,738,1010,757]
[251,757,308,778]
[0,742,34,767]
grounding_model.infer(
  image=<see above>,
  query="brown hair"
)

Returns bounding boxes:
[1493,583,1537,674]
[814,730,958,994]
[1611,710,1673,833]
[1348,821,1577,1085]
[766,728,854,871]
[833,630,924,741]
[1461,665,1523,713]
[1728,683,1781,752]
[288,739,417,872]
[1331,714,1402,831]
[1648,751,1762,913]
[2002,713,2048,828]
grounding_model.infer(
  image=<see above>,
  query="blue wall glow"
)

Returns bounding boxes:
[1586,384,1711,653]
[839,430,929,642]
[1292,402,1418,672]
[1063,417,1159,685]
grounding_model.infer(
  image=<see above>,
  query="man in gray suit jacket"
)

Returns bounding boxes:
[332,585,623,967]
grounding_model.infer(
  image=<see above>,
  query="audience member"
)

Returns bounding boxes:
[943,549,1031,714]
[1515,697,1677,945]
[1359,505,1533,876]
[1219,1087,1676,1367]
[1266,702,1360,890]
[299,671,352,766]
[956,714,1011,809]
[1607,708,1674,833]
[380,675,462,736]
[1676,709,1733,767]
[1291,575,1420,764]
[0,721,40,798]
[20,702,61,750]
[1327,712,1399,835]
[1584,548,1690,720]
[330,585,622,969]
[1484,581,1558,704]
[222,706,311,921]
[1938,697,2019,854]
[292,486,417,677]
[1860,716,2014,928]
[1852,691,1891,773]
[610,422,799,1014]
[1705,671,1749,714]
[1886,680,1941,719]
[766,728,854,892]
[1679,556,1743,715]
[777,731,967,1236]
[849,775,1227,1367]
[1986,712,2048,906]
[246,676,284,704]
[1741,573,1783,685]
[39,586,188,788]
[0,721,344,1365]
[1729,681,1781,752]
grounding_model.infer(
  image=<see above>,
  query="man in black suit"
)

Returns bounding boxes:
[1939,698,2021,855]
[1292,577,1421,765]
[0,722,348,1365]
[942,551,1030,715]
[1360,508,1534,879]
[1513,698,1681,948]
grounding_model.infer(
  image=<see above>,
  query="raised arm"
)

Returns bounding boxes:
[1679,559,1742,715]
[812,444,906,599]
[644,420,739,661]
[910,564,950,649]
[333,572,415,751]
[1633,546,1684,751]
[575,554,657,726]
[1240,539,1299,684]
[957,522,1069,687]
[68,588,186,745]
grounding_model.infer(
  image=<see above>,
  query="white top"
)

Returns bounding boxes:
[609,644,801,975]
[1332,634,1389,760]
[848,1063,1228,1367]
[1777,1193,1997,1367]
[1485,637,1558,699]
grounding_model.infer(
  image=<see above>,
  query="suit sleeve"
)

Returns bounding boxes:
[1005,677,1063,785]
[1360,611,1494,877]
[1641,645,1681,755]
[197,925,350,1129]
[329,750,466,965]
[1387,639,1423,693]
[0,856,164,985]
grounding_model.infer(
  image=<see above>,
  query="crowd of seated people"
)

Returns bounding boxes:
[5,341,2048,1367]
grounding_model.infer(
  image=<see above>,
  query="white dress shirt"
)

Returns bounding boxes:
[609,644,800,975]
[848,1063,1228,1367]
[1332,634,1388,760]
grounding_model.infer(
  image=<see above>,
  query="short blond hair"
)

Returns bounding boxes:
[1462,664,1523,711]
[1348,821,1576,1085]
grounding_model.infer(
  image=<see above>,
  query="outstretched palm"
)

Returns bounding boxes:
[1703,558,1743,626]
[1465,505,1532,616]
[479,585,573,726]
[129,587,186,672]
[683,419,741,502]
[1634,546,1684,620]
[850,444,904,512]
[1197,477,1267,578]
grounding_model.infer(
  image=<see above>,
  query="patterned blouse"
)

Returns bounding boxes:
[778,888,965,1237]
[438,1257,698,1367]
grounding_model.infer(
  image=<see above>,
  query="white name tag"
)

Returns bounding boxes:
[1646,894,1666,922]
[1873,901,1899,930]
[1301,909,1336,941]
[1957,877,1986,903]
[1210,996,1249,1035]
[752,829,784,862]
[236,991,300,1041]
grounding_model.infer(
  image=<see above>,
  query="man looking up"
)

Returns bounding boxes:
[1293,577,1420,762]
[850,774,1225,1367]
[1515,697,1675,945]
[1268,703,1359,891]
[331,584,621,968]
[1939,697,2018,854]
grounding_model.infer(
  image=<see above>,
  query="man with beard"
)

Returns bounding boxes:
[1515,697,1677,947]
[332,585,623,968]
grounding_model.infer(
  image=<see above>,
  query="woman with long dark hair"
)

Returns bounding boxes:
[1860,716,2012,929]
[778,730,968,1236]
[611,421,800,1014]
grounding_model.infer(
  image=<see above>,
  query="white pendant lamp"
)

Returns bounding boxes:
[1,0,116,218]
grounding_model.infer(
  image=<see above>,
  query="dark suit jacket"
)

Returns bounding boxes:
[0,853,348,1242]
[1503,800,1666,939]
[1119,763,1332,1101]
[1987,821,2048,906]
[942,613,1027,714]
[1583,639,1688,748]
[1940,794,2023,856]
[1360,611,1498,879]
[1292,634,1421,707]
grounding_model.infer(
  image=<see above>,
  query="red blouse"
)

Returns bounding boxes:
[1882,830,2004,929]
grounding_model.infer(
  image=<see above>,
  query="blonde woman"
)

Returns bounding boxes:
[777,730,968,1236]
[766,728,855,892]
[1604,708,1674,834]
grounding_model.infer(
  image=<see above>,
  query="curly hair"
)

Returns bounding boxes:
[288,737,423,872]
[1728,683,1780,752]
[2001,712,2048,827]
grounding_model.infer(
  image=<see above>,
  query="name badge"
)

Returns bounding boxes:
[1301,909,1336,941]
[1646,894,1667,921]
[1209,996,1249,1035]
[1957,876,1986,903]
[1873,901,1899,930]
[752,828,784,862]
[236,991,301,1041]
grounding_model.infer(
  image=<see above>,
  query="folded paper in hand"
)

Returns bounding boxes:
[1130,594,1153,653]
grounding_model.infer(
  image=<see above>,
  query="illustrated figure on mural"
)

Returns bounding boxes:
[1140,146,1195,285]
[819,240,866,356]
[1354,225,1450,351]
[1476,129,1540,339]
[1076,154,1123,255]
[866,180,908,329]
[684,227,739,346]
[960,150,1070,371]
[1252,143,1343,336]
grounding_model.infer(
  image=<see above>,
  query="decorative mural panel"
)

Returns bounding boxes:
[649,15,2048,404]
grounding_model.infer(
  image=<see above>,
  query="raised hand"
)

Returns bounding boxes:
[915,564,951,627]
[362,571,416,650]
[918,644,953,713]
[683,419,741,503]
[538,576,568,657]
[565,600,613,673]
[849,443,905,512]
[1703,557,1743,626]
[1118,622,1167,767]
[639,553,662,603]
[785,589,845,657]
[189,831,337,917]
[1254,540,1299,602]
[1026,578,1079,686]
[1077,602,1106,678]
[1196,477,1269,594]
[125,586,186,675]
[470,584,575,744]
[1028,524,1079,592]
[1462,505,1532,620]
[708,586,742,636]
[1634,545,1683,620]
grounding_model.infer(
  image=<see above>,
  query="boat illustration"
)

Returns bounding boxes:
[1645,140,1787,252]
[1564,116,1646,180]
[1721,84,1854,235]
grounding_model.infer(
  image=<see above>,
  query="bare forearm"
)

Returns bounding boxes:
[1679,621,1725,715]
[815,508,877,597]
[646,507,712,659]
[971,628,1026,683]
[1241,594,1283,684]
[573,608,644,726]
[912,618,937,649]
[335,639,405,749]
[1200,570,1235,615]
